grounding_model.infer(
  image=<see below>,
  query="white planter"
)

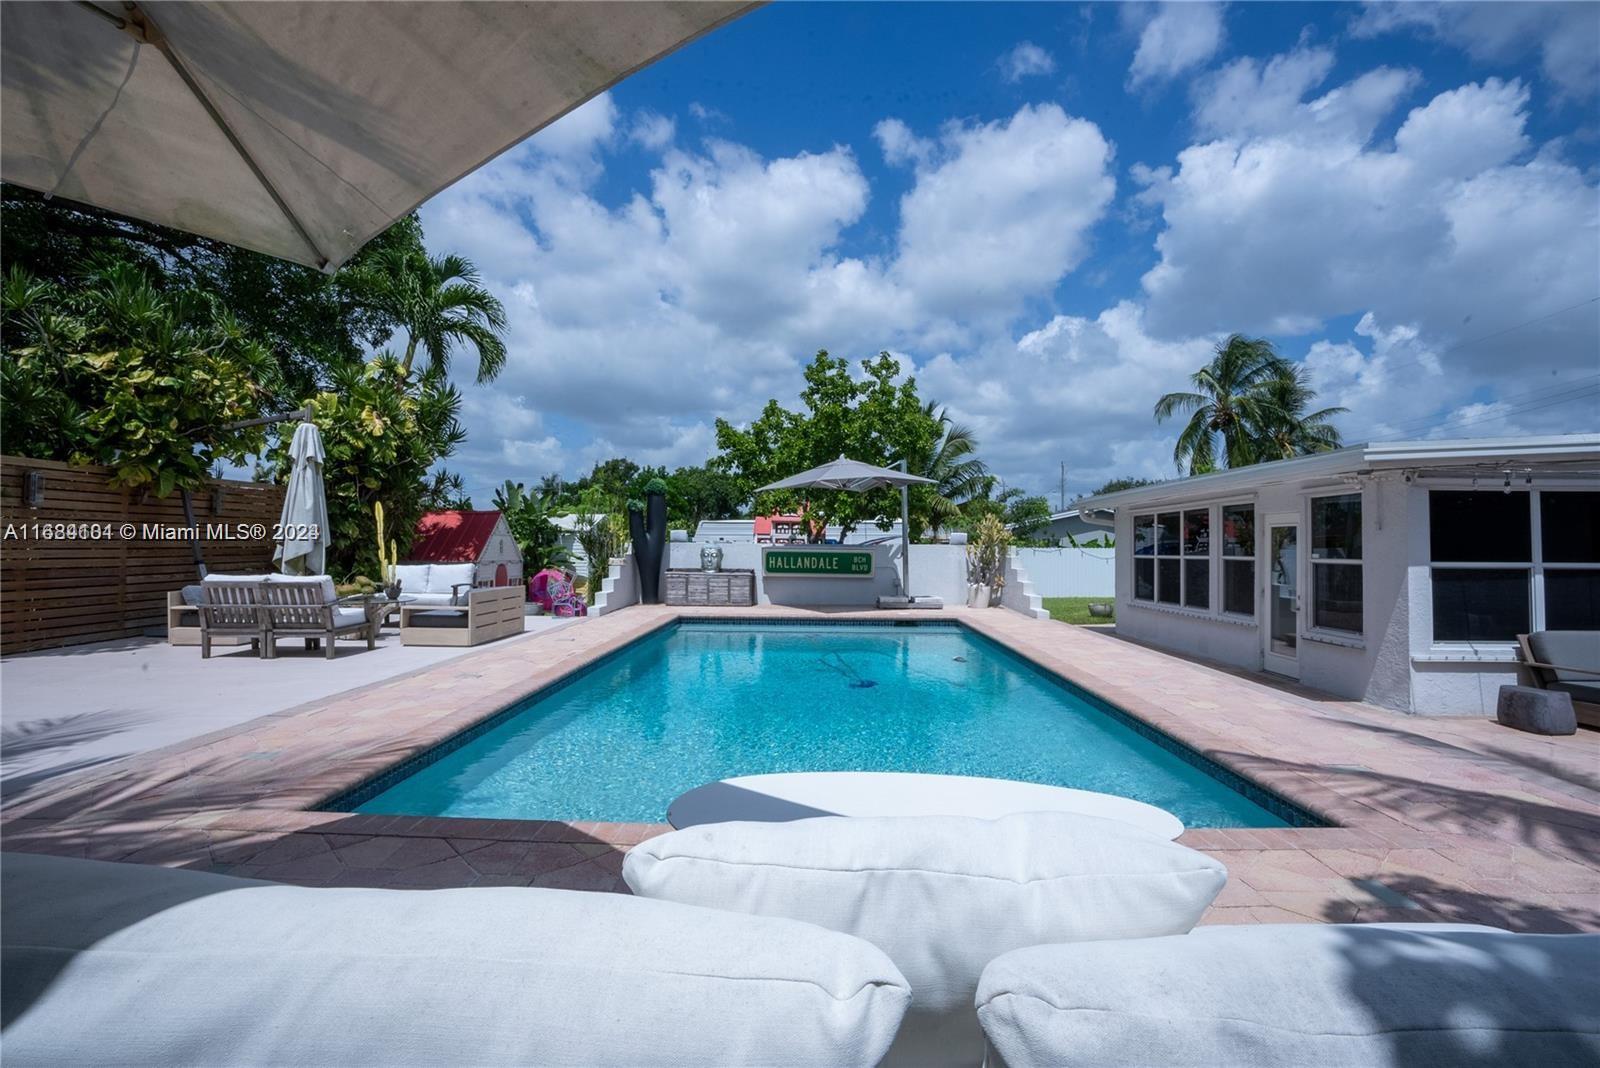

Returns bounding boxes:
[967,584,992,609]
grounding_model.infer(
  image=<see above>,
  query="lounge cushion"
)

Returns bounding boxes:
[430,562,477,599]
[624,813,1225,1066]
[1549,680,1600,705]
[405,592,459,607]
[330,606,368,629]
[1527,631,1600,684]
[265,572,337,604]
[405,609,468,628]
[976,923,1600,1068]
[390,563,431,595]
[1,852,910,1067]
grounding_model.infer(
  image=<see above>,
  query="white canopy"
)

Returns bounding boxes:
[758,456,935,596]
[273,422,330,576]
[1,1,755,271]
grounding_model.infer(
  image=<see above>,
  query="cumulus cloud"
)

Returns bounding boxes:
[628,110,676,151]
[1001,41,1057,82]
[1127,2,1226,88]
[1354,2,1600,101]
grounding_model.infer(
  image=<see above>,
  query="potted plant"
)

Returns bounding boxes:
[627,478,669,604]
[965,514,1011,608]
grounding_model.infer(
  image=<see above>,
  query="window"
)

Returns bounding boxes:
[1156,512,1181,604]
[1310,493,1362,634]
[1133,514,1155,601]
[1428,490,1599,641]
[1221,504,1255,616]
[1182,509,1210,609]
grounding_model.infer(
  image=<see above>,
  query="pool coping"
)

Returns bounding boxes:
[5,604,1597,930]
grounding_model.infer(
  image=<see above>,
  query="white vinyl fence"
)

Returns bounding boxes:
[1010,547,1115,598]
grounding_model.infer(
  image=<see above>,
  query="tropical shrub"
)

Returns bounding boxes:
[966,514,1012,590]
[1,264,280,494]
[492,479,571,573]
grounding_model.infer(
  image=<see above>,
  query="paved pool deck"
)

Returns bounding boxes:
[3,604,1597,931]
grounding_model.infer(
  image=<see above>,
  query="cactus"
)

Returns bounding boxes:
[628,483,669,604]
[374,501,396,585]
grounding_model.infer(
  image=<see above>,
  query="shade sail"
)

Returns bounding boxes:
[273,422,330,575]
[1,1,755,271]
[758,456,935,494]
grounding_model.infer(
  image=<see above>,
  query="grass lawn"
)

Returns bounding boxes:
[1042,597,1115,625]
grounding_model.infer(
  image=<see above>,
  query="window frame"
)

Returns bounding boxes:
[1219,502,1256,620]
[1307,491,1364,638]
[1427,486,1600,648]
[1125,502,1255,625]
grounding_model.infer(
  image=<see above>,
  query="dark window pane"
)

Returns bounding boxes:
[1157,559,1181,604]
[1133,515,1156,556]
[1545,570,1600,630]
[1184,560,1210,609]
[1157,513,1181,556]
[1432,568,1529,641]
[1313,564,1363,634]
[1222,505,1254,558]
[1430,491,1530,562]
[1311,494,1362,561]
[1541,492,1600,564]
[1224,560,1254,615]
[1134,559,1155,600]
[1182,510,1210,556]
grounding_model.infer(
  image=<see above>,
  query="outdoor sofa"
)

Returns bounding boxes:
[3,812,1597,1066]
[1518,630,1600,729]
[391,562,524,647]
[194,575,373,660]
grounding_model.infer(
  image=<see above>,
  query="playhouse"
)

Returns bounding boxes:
[409,511,523,589]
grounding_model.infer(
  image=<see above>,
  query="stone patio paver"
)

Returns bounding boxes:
[2,604,1596,931]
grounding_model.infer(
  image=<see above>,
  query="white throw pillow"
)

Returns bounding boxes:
[265,573,337,604]
[390,563,431,594]
[429,562,477,598]
[976,924,1600,1068]
[2,852,911,1067]
[624,812,1226,1066]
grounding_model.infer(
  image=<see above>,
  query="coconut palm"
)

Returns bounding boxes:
[1154,335,1289,475]
[349,243,507,383]
[916,402,991,535]
[1251,363,1347,460]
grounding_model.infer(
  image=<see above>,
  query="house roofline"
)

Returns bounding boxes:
[1074,434,1600,513]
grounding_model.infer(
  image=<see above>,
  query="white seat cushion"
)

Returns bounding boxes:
[976,923,1600,1068]
[265,573,337,604]
[330,607,367,629]
[2,852,911,1067]
[405,592,457,606]
[624,813,1226,1066]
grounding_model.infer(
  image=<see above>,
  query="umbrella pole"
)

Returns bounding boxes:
[898,460,911,598]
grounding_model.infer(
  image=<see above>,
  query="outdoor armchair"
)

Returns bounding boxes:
[259,575,374,660]
[197,576,268,659]
[1518,631,1600,728]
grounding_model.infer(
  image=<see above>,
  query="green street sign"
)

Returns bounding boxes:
[763,548,874,578]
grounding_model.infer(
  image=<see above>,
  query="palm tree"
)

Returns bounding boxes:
[350,244,507,383]
[1153,335,1288,475]
[1251,363,1346,460]
[916,402,990,535]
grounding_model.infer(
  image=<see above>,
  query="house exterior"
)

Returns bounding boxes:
[1074,435,1599,716]
[1030,508,1109,546]
[409,510,523,589]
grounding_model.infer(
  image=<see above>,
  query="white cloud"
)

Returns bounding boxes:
[1001,41,1057,83]
[1127,2,1227,88]
[1354,2,1600,101]
[1193,47,1419,145]
[873,118,933,168]
[628,111,676,151]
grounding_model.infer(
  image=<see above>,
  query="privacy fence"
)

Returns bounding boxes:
[1010,547,1116,599]
[0,456,285,655]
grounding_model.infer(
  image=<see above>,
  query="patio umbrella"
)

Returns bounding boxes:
[1,1,755,271]
[758,456,935,596]
[273,422,330,576]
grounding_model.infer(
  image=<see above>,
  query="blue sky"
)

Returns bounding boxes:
[417,1,1599,507]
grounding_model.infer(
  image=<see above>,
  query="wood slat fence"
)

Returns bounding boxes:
[1,455,285,655]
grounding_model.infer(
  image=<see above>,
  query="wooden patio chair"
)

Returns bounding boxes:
[259,578,374,660]
[1517,632,1600,729]
[198,580,266,659]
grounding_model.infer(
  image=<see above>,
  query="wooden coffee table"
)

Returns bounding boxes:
[667,771,1184,839]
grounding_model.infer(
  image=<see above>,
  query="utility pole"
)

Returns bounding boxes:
[1059,462,1067,513]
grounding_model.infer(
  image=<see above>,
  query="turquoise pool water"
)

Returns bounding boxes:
[342,623,1304,827]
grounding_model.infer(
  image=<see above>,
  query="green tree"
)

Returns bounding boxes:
[1,264,281,494]
[910,402,990,538]
[1004,495,1054,544]
[1090,476,1157,496]
[492,479,571,572]
[344,238,507,383]
[1250,363,1346,460]
[669,464,745,529]
[270,355,466,578]
[1154,335,1290,475]
[714,351,942,541]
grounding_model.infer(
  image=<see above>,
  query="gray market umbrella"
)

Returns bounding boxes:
[273,422,330,576]
[2,1,755,271]
[758,456,935,596]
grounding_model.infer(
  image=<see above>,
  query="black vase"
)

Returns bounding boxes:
[631,491,668,604]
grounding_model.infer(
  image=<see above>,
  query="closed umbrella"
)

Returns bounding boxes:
[1,1,755,271]
[758,456,935,596]
[274,422,330,575]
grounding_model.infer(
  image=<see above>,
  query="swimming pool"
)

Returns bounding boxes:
[332,622,1320,828]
